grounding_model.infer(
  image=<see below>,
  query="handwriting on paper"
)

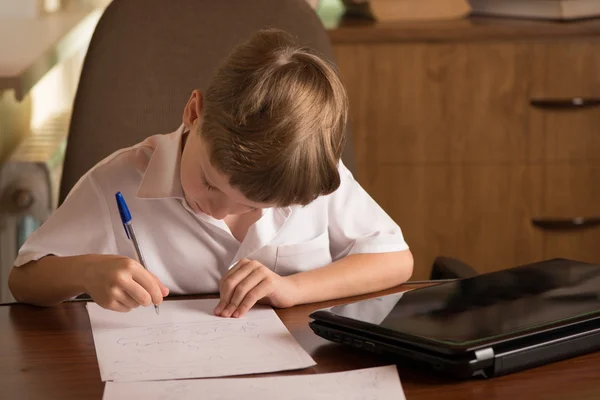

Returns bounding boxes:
[86,299,315,382]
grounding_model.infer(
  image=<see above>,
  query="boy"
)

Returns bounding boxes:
[9,29,413,318]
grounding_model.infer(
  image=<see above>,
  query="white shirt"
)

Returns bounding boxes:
[14,125,408,295]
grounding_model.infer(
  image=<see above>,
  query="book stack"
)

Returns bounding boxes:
[468,0,600,20]
[342,0,470,22]
[341,0,600,22]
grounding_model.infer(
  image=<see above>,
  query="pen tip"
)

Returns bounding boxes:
[155,306,160,315]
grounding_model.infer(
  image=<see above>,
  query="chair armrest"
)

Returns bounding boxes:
[430,256,478,280]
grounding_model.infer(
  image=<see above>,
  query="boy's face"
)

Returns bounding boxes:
[180,90,270,220]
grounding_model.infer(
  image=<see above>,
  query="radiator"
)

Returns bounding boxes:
[0,111,69,304]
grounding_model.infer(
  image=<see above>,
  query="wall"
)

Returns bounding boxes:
[0,35,86,164]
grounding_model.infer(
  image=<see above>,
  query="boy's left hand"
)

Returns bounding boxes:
[214,259,298,318]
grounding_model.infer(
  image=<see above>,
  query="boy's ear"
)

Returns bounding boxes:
[182,89,204,130]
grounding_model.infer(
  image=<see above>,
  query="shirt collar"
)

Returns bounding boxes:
[136,124,186,199]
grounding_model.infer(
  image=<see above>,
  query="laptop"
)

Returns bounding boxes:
[309,258,600,379]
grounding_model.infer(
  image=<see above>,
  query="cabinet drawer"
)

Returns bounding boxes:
[538,164,600,219]
[534,164,600,263]
[542,229,600,265]
[365,164,544,280]
[335,42,540,165]
[530,40,600,162]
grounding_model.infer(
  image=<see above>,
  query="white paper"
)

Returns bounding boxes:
[86,299,315,382]
[102,365,406,400]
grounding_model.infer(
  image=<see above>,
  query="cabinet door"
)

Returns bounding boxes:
[334,41,542,279]
[531,40,600,263]
[334,41,540,172]
[368,164,544,280]
[530,40,600,162]
[537,165,600,264]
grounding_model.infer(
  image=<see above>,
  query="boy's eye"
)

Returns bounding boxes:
[202,177,216,192]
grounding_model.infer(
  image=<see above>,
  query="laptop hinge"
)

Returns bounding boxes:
[475,347,495,362]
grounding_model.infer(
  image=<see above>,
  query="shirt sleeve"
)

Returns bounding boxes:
[13,171,118,267]
[328,163,409,261]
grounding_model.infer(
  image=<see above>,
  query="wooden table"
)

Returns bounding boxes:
[1,282,600,399]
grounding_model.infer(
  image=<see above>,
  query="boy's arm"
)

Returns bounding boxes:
[9,254,168,309]
[214,251,412,318]
[10,171,167,310]
[315,162,413,301]
[215,163,413,318]
[287,250,413,305]
[9,256,89,306]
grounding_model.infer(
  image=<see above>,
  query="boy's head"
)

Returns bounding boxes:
[181,28,349,219]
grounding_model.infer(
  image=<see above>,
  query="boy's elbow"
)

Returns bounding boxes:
[395,249,414,284]
[8,266,25,303]
[8,264,45,306]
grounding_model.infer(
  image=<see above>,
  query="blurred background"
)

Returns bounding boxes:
[1,0,599,303]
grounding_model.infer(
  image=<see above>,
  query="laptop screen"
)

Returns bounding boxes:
[323,259,600,347]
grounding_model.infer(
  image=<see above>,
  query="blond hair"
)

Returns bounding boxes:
[200,28,348,207]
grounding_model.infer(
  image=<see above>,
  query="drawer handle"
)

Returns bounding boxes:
[530,98,600,110]
[531,217,600,230]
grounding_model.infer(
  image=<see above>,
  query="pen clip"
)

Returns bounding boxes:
[122,223,130,240]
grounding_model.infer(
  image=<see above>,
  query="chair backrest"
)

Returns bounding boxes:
[59,0,355,204]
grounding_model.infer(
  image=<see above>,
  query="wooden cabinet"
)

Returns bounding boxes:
[328,18,600,279]
[530,41,600,268]
[540,165,600,264]
[369,165,544,278]
[335,42,538,166]
[531,41,600,163]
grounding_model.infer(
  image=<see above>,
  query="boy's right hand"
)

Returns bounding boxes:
[82,255,169,312]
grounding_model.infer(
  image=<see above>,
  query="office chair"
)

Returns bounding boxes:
[59,0,356,205]
[430,256,478,280]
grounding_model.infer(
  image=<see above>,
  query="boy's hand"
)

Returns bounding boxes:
[82,255,169,312]
[214,259,298,318]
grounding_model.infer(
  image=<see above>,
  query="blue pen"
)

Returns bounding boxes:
[115,192,160,315]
